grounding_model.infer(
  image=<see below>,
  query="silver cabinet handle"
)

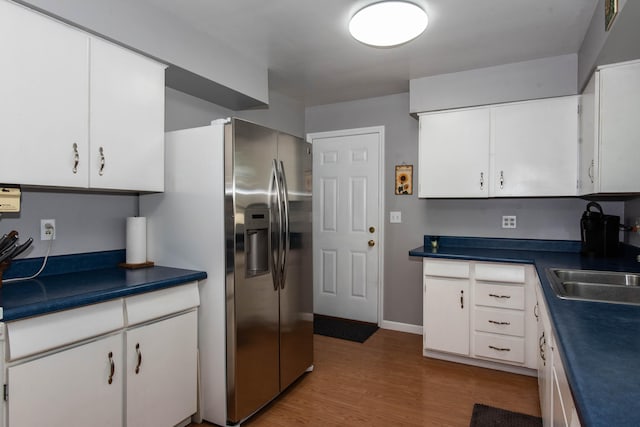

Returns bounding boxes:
[588,160,594,183]
[99,147,105,176]
[499,170,504,189]
[539,332,546,365]
[135,343,142,374]
[488,320,511,326]
[72,143,79,174]
[479,172,484,190]
[534,302,539,320]
[108,351,115,384]
[460,290,464,309]
[489,293,511,299]
[489,345,511,352]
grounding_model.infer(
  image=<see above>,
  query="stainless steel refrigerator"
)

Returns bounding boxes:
[141,118,313,426]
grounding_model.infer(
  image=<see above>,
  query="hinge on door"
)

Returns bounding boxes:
[3,384,7,401]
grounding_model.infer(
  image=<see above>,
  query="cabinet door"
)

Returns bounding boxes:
[418,108,490,197]
[89,37,165,191]
[598,61,640,193]
[578,73,597,195]
[7,334,122,427]
[492,97,578,197]
[0,1,89,187]
[424,276,470,355]
[126,310,198,427]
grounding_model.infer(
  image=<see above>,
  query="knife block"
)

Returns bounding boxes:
[0,260,9,288]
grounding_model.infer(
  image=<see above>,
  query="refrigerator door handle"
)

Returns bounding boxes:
[270,159,283,291]
[279,160,290,289]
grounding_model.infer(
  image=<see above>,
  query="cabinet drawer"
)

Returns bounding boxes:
[474,333,525,364]
[475,263,525,283]
[125,281,200,326]
[424,260,470,278]
[475,283,525,309]
[7,299,124,361]
[474,307,525,337]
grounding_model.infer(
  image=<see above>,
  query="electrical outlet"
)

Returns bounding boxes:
[40,219,56,240]
[502,215,517,229]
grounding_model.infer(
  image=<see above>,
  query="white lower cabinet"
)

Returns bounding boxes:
[423,275,470,355]
[125,311,198,427]
[7,334,123,427]
[535,281,581,427]
[2,282,200,427]
[423,259,538,373]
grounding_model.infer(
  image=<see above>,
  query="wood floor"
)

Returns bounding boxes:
[190,329,540,426]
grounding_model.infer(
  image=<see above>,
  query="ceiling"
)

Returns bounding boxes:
[141,0,599,107]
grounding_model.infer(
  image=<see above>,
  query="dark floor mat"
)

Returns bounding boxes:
[313,314,378,343]
[469,404,542,427]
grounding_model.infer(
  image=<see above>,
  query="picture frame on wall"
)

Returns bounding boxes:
[395,165,413,195]
[605,0,618,31]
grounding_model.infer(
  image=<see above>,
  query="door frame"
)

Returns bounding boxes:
[306,126,385,326]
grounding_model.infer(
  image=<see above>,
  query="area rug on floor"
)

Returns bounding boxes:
[313,314,378,343]
[469,404,542,427]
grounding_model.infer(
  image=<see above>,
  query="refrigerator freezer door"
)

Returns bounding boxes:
[226,119,280,423]
[277,133,314,390]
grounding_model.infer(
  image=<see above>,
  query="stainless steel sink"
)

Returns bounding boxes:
[546,268,640,305]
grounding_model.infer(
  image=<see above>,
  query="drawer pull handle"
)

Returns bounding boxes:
[108,351,115,384]
[99,146,106,176]
[534,302,539,320]
[489,345,511,352]
[489,293,511,299]
[488,320,511,326]
[135,343,142,374]
[72,143,79,174]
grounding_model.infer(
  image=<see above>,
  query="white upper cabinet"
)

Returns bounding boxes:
[418,96,579,198]
[579,60,640,195]
[0,0,165,192]
[0,0,90,188]
[492,97,579,197]
[418,108,490,197]
[89,38,165,192]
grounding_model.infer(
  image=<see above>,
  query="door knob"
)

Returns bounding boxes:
[368,240,375,247]
[369,226,375,233]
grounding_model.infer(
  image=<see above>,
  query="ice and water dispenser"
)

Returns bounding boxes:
[245,206,270,277]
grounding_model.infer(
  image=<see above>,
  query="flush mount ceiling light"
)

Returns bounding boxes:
[349,1,428,47]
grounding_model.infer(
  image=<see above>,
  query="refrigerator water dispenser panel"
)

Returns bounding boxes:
[245,207,270,277]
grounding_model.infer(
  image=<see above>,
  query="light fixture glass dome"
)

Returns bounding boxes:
[349,1,428,47]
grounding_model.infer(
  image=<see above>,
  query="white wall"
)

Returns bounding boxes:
[410,54,578,113]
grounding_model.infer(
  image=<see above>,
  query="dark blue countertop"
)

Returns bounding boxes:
[410,236,640,427]
[1,250,207,322]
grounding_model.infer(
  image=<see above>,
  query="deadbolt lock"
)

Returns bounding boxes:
[369,226,375,233]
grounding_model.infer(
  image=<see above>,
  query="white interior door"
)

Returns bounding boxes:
[309,127,383,324]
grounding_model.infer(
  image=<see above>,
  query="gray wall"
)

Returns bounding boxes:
[0,191,137,258]
[166,88,305,138]
[410,54,578,113]
[306,92,625,327]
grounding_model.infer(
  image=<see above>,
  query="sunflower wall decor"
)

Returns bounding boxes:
[395,164,413,195]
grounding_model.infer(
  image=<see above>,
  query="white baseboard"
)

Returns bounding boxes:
[380,320,423,335]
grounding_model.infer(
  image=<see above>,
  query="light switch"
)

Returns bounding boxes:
[390,211,402,223]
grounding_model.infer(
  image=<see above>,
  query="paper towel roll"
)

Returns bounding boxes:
[126,217,147,264]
